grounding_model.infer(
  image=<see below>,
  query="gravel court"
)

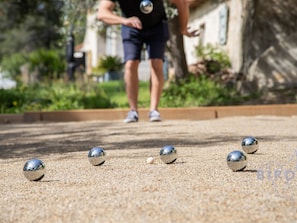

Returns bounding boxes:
[1,116,297,222]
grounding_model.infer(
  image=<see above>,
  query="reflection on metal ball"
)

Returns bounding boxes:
[140,0,153,14]
[88,147,106,166]
[226,150,247,171]
[160,145,177,164]
[23,158,46,181]
[242,136,258,154]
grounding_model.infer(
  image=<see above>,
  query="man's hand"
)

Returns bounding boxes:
[182,27,200,37]
[123,16,143,30]
[98,0,142,29]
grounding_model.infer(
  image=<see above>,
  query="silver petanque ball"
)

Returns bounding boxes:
[160,145,177,164]
[88,147,106,166]
[242,136,258,154]
[23,158,46,181]
[226,150,247,171]
[140,0,153,14]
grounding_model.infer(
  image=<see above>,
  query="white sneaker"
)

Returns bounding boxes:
[124,110,139,123]
[149,110,162,122]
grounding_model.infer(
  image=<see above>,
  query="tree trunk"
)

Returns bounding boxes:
[240,0,297,94]
[167,15,189,81]
[240,0,256,75]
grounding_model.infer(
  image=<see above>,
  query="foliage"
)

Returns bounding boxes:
[28,49,65,81]
[0,86,27,113]
[160,75,241,107]
[62,0,95,24]
[0,82,116,113]
[195,43,231,73]
[161,44,236,107]
[0,77,258,114]
[0,49,65,82]
[0,53,26,80]
[0,0,64,60]
[0,0,98,64]
[95,55,123,74]
[62,0,98,43]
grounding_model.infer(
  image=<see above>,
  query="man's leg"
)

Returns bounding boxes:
[149,58,164,111]
[145,21,168,121]
[124,60,140,112]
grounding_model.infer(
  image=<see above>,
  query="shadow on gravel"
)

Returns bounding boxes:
[0,122,294,159]
[1,136,239,159]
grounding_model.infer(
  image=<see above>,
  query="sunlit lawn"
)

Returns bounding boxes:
[99,81,151,108]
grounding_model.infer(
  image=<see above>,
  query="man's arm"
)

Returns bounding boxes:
[169,0,199,37]
[97,0,143,29]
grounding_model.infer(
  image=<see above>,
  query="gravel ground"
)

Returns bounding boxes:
[1,116,297,223]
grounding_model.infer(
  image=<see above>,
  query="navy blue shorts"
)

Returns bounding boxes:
[121,20,169,62]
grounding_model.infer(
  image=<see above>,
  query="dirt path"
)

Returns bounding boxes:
[1,116,297,222]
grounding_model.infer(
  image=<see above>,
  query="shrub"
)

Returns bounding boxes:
[0,82,117,113]
[28,49,65,81]
[0,87,26,113]
[95,55,123,74]
[160,75,240,107]
[195,43,231,73]
[0,53,26,81]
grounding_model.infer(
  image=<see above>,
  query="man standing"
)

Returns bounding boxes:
[98,0,198,123]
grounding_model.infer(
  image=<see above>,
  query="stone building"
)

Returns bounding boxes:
[186,0,297,95]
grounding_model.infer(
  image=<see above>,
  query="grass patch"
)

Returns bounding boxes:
[99,81,151,108]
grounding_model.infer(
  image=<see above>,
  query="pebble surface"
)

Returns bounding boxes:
[1,116,297,222]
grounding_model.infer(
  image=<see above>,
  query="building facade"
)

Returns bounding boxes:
[186,0,297,93]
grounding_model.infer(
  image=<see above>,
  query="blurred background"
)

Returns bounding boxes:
[1,0,296,113]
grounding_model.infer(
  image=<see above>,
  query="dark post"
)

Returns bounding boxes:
[66,31,75,81]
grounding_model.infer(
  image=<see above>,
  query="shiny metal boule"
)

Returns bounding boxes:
[160,145,177,164]
[88,147,106,166]
[139,0,153,14]
[242,136,258,154]
[23,158,46,181]
[226,150,247,171]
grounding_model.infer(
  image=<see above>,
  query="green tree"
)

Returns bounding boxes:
[28,49,65,81]
[0,0,64,60]
[62,0,98,42]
